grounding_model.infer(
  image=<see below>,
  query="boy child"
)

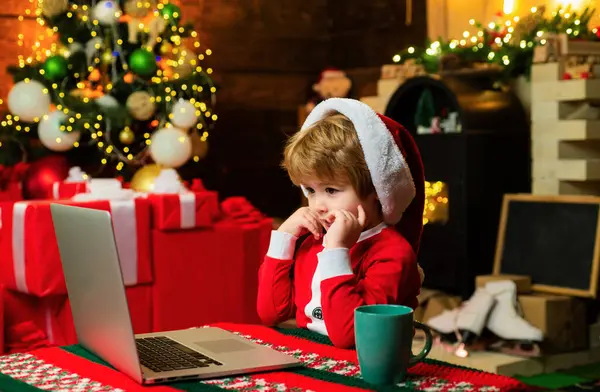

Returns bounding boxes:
[256,98,425,349]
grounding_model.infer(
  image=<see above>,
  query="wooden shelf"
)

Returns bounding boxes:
[532,79,600,102]
[532,120,600,141]
[533,159,600,181]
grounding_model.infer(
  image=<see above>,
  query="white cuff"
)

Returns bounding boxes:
[317,248,353,280]
[266,230,298,260]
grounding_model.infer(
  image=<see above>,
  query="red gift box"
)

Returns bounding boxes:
[0,287,3,354]
[3,285,152,352]
[52,181,87,200]
[148,191,220,231]
[219,197,272,324]
[0,163,27,202]
[0,198,152,297]
[152,226,223,332]
[151,197,271,331]
[215,220,272,324]
[0,182,23,202]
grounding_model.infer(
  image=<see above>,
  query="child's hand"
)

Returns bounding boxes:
[278,207,323,239]
[323,205,367,249]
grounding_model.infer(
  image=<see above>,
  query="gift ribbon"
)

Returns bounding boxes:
[52,183,60,200]
[11,200,139,294]
[12,202,28,293]
[108,199,138,286]
[179,193,196,229]
[221,197,265,224]
[45,306,55,344]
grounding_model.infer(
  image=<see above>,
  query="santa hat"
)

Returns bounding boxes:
[317,67,347,81]
[300,98,425,253]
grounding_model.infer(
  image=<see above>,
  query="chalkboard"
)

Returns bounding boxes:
[494,194,600,298]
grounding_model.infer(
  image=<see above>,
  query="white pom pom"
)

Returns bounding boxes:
[152,169,186,194]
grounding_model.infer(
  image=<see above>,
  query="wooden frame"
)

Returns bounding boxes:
[493,193,600,298]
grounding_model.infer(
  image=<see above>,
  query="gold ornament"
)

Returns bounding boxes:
[42,0,69,18]
[172,48,197,79]
[119,126,135,144]
[125,1,158,43]
[126,91,156,121]
[130,163,182,192]
[130,164,162,192]
[190,135,209,160]
[124,0,154,18]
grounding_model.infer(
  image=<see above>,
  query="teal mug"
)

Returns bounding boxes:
[355,304,432,386]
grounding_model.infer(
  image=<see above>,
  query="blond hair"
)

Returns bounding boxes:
[282,112,375,198]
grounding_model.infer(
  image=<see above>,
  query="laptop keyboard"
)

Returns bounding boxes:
[136,336,222,373]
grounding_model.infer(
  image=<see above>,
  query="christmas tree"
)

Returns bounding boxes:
[1,0,216,175]
[414,88,436,134]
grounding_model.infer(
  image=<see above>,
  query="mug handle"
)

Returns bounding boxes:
[409,321,432,367]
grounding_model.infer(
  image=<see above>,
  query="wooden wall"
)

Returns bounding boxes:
[0,0,426,219]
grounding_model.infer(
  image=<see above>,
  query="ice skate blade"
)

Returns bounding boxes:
[433,331,458,344]
[488,341,541,357]
[434,336,490,357]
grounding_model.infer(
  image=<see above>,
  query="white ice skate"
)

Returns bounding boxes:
[453,288,495,357]
[485,280,543,357]
[426,288,496,357]
[427,308,460,352]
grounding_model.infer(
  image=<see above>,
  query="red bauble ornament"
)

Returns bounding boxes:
[22,155,70,200]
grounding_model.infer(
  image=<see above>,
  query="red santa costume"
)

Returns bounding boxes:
[257,98,425,349]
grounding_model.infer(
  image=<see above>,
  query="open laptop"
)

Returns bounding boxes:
[50,203,301,385]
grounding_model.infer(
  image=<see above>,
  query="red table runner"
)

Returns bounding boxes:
[0,323,536,391]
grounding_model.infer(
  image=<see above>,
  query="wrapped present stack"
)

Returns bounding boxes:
[360,61,427,113]
[0,164,272,354]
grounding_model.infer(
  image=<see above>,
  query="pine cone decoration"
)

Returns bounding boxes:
[511,5,546,44]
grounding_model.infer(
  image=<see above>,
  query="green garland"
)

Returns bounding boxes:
[393,6,597,79]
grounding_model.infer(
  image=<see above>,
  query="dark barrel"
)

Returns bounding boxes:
[385,70,531,297]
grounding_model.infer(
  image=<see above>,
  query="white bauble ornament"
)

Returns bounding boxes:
[95,94,120,109]
[92,0,122,26]
[170,99,198,129]
[38,111,81,152]
[8,80,51,122]
[149,127,192,168]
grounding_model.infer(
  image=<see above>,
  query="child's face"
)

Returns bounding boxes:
[303,179,380,230]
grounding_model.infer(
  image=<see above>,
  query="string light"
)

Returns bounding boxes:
[391,5,595,78]
[423,181,449,225]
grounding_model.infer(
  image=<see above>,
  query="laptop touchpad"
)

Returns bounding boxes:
[194,339,255,353]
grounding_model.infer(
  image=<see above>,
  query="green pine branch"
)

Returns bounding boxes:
[392,5,598,79]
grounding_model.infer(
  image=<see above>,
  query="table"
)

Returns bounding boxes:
[0,323,535,391]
